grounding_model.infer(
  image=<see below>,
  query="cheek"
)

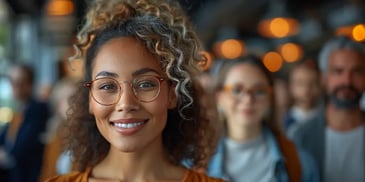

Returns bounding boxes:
[323,77,335,90]
[354,78,365,90]
[145,89,170,121]
[291,84,302,96]
[262,102,271,116]
[256,100,270,115]
[217,96,234,115]
[89,99,113,120]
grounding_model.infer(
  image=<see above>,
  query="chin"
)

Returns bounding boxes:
[110,140,142,153]
[238,117,261,126]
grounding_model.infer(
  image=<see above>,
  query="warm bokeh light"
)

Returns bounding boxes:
[352,24,365,42]
[336,25,353,37]
[0,107,13,123]
[258,17,299,38]
[198,51,214,71]
[214,39,244,59]
[46,0,74,16]
[263,51,283,72]
[270,18,290,38]
[279,43,303,62]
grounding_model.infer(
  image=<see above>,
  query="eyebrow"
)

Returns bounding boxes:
[132,68,161,77]
[94,68,161,79]
[95,71,118,78]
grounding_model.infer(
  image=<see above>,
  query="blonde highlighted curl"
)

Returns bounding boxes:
[67,0,214,171]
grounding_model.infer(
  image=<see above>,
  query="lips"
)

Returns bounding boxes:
[110,119,148,135]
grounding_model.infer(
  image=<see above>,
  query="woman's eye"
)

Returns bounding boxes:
[253,88,269,96]
[231,87,242,95]
[136,81,157,90]
[98,82,118,91]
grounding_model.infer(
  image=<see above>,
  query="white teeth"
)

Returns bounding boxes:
[113,122,144,129]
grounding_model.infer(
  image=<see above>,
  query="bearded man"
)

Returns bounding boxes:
[292,36,365,182]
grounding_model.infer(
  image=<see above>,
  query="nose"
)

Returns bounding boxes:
[115,83,139,112]
[341,71,352,86]
[238,91,255,104]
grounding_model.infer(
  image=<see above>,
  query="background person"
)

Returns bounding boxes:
[284,57,324,139]
[0,63,50,182]
[206,55,319,182]
[292,36,365,182]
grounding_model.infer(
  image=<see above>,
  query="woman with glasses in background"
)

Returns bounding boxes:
[45,0,223,181]
[206,55,319,182]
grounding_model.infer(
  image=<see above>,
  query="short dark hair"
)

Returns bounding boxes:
[9,63,34,84]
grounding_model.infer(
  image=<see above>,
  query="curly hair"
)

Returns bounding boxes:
[66,0,214,171]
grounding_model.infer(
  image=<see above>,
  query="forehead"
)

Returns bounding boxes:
[328,49,365,68]
[224,63,269,85]
[8,67,29,81]
[92,37,162,77]
[290,66,319,78]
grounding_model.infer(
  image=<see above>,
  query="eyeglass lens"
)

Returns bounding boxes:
[90,75,162,105]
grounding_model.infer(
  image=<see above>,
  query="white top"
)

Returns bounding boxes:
[225,134,276,182]
[325,125,365,182]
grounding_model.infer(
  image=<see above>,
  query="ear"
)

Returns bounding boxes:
[167,85,177,109]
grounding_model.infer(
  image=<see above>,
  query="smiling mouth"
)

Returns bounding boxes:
[112,121,145,129]
[110,119,148,129]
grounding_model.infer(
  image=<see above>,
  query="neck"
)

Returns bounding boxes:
[326,103,364,131]
[295,102,316,112]
[227,121,262,142]
[92,138,184,182]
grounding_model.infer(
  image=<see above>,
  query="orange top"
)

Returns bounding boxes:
[45,168,225,182]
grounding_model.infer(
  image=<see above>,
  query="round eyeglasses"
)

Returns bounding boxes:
[84,75,165,106]
[223,84,272,100]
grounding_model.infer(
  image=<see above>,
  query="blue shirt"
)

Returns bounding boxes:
[207,127,319,182]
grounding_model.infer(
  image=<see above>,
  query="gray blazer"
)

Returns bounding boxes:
[292,113,365,181]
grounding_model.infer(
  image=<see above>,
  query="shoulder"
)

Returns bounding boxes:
[184,169,226,182]
[44,170,89,182]
[291,115,324,143]
[29,98,48,107]
[27,98,50,114]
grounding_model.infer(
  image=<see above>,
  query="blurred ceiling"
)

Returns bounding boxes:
[4,0,364,53]
[190,0,364,47]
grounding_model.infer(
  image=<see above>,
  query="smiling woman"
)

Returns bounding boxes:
[44,0,223,182]
[206,55,320,182]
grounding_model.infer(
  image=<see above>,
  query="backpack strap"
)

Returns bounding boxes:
[275,132,302,182]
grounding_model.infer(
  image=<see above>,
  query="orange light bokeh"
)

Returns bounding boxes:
[258,17,299,38]
[352,24,365,42]
[214,39,244,59]
[270,18,290,38]
[263,51,283,72]
[335,25,353,36]
[279,43,303,62]
[46,0,74,16]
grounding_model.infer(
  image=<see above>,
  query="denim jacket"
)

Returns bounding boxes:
[207,127,319,182]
